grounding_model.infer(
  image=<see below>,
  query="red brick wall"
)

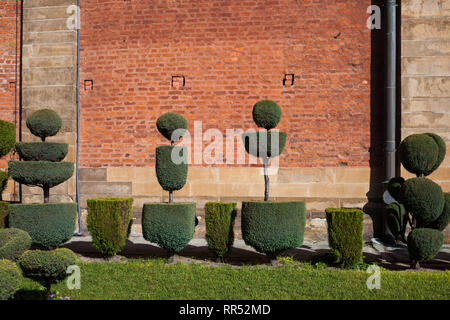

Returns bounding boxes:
[0,0,20,168]
[79,0,372,168]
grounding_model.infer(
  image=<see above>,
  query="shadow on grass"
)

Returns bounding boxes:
[13,288,46,300]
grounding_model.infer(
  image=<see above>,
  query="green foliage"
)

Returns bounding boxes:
[9,203,77,249]
[399,177,444,225]
[0,259,21,300]
[241,201,306,255]
[205,202,237,258]
[424,133,446,176]
[155,146,188,192]
[87,197,134,256]
[142,203,196,253]
[385,202,407,240]
[18,248,77,292]
[325,208,364,268]
[0,170,8,198]
[8,161,74,189]
[0,228,32,261]
[15,142,68,162]
[26,109,62,141]
[407,228,443,263]
[242,130,287,159]
[387,177,405,201]
[427,192,450,232]
[399,134,439,176]
[156,112,188,141]
[0,120,15,158]
[252,100,282,130]
[0,201,8,229]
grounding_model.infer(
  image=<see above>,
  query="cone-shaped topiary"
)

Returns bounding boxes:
[385,133,447,269]
[0,228,32,261]
[26,109,62,142]
[0,259,21,300]
[0,120,15,201]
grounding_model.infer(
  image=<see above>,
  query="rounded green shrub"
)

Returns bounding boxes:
[407,228,443,263]
[252,100,282,130]
[205,202,237,259]
[385,202,407,240]
[399,134,439,176]
[8,161,74,189]
[241,201,306,256]
[325,208,364,268]
[427,192,450,232]
[0,259,21,300]
[0,201,8,229]
[9,203,77,249]
[0,171,8,201]
[26,109,62,141]
[0,228,32,261]
[87,197,134,256]
[142,202,196,253]
[156,112,188,141]
[0,120,16,158]
[399,178,444,225]
[387,177,405,201]
[15,142,68,162]
[18,248,77,296]
[424,133,446,176]
[156,146,188,192]
[242,130,287,159]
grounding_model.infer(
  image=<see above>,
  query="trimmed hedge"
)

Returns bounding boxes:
[87,197,134,256]
[142,202,196,253]
[0,120,15,158]
[18,248,77,295]
[399,134,439,176]
[424,133,446,176]
[399,177,444,225]
[242,130,287,159]
[26,109,62,141]
[205,202,237,258]
[8,160,74,189]
[155,146,188,192]
[9,203,77,249]
[0,201,8,229]
[325,208,364,268]
[252,100,282,130]
[0,228,31,261]
[156,112,188,141]
[0,259,21,300]
[241,201,306,256]
[0,170,8,198]
[427,192,450,232]
[407,228,443,263]
[15,142,68,162]
[385,202,407,240]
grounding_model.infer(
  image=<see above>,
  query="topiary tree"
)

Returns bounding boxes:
[0,228,32,261]
[241,100,305,263]
[142,112,195,259]
[0,120,16,202]
[18,248,77,299]
[386,133,448,269]
[8,109,76,249]
[0,259,22,300]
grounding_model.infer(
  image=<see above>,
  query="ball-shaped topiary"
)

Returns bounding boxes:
[26,109,62,141]
[407,228,443,264]
[252,100,282,130]
[424,133,446,176]
[0,120,16,158]
[399,134,440,177]
[0,259,21,300]
[156,112,188,142]
[0,228,32,261]
[427,192,450,232]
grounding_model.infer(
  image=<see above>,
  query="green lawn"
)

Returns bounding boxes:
[15,258,450,300]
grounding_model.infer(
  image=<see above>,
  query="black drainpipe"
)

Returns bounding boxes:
[384,0,397,183]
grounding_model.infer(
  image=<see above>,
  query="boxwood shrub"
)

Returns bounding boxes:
[9,203,77,249]
[87,197,134,256]
[325,208,364,268]
[0,171,8,201]
[142,202,196,253]
[241,201,306,257]
[407,228,443,264]
[0,259,21,300]
[155,146,188,192]
[26,109,62,141]
[205,202,237,259]
[0,228,32,261]
[0,201,8,229]
[15,142,68,162]
[0,120,16,158]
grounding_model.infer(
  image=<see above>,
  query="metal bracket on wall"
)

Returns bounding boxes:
[283,74,295,86]
[84,80,94,90]
[171,75,185,88]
